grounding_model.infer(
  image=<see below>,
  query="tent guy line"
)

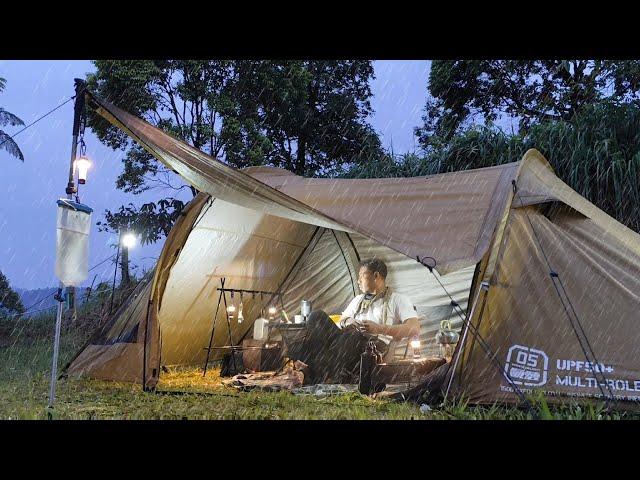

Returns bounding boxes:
[0,95,74,152]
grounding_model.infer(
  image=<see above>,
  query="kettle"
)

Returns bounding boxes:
[435,320,459,361]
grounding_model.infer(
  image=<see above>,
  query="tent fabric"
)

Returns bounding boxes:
[65,271,153,382]
[157,197,318,366]
[244,164,518,275]
[87,95,351,233]
[446,189,640,406]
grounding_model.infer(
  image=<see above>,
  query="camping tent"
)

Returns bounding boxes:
[65,92,640,408]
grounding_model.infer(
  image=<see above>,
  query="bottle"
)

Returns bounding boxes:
[359,340,383,394]
[300,300,312,320]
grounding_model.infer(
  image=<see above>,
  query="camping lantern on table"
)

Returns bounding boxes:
[410,337,422,358]
[435,320,459,361]
[55,199,93,287]
[268,306,277,321]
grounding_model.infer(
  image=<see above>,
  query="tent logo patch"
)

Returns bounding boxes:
[505,344,548,387]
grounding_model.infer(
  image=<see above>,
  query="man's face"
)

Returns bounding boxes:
[358,266,378,294]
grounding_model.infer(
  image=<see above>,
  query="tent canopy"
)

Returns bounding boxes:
[88,93,524,275]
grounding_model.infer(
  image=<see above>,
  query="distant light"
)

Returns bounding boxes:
[121,233,137,249]
[75,156,91,184]
[410,339,421,349]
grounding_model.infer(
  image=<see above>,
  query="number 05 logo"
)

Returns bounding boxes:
[504,344,549,387]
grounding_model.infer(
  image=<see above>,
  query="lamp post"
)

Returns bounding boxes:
[109,230,137,315]
[120,232,136,287]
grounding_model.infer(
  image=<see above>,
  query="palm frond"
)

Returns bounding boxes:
[0,131,24,161]
[0,108,25,127]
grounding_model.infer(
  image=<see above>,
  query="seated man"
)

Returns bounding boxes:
[294,258,420,384]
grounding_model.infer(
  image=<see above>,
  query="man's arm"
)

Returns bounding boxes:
[361,318,420,340]
[339,296,360,328]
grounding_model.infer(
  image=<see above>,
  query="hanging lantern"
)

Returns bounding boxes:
[227,304,236,322]
[237,293,244,324]
[75,155,91,184]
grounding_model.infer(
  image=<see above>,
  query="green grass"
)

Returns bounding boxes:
[0,313,636,420]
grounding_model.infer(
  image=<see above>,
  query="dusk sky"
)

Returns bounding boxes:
[0,60,432,290]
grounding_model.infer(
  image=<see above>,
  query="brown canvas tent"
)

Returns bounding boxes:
[65,92,640,409]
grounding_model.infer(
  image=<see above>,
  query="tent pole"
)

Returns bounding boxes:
[47,289,65,410]
[443,282,488,403]
[221,283,238,374]
[47,79,86,413]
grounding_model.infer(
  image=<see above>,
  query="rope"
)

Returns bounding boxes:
[511,181,616,406]
[88,253,116,272]
[416,256,535,412]
[4,304,57,318]
[0,96,75,151]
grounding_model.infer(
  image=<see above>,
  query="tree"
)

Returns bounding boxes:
[87,60,382,245]
[0,77,25,161]
[0,271,25,317]
[416,60,640,149]
[229,61,382,176]
[353,101,639,234]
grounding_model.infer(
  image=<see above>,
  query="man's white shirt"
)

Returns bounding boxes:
[341,291,416,345]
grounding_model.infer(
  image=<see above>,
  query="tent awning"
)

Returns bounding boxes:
[88,92,520,274]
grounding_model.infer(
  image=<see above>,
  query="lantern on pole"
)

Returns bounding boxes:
[74,155,91,184]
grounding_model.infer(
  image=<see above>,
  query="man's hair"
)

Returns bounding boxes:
[359,258,387,279]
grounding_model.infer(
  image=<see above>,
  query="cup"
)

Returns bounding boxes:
[294,314,304,324]
[300,300,312,318]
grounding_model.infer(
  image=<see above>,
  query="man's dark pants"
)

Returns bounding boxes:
[288,310,381,384]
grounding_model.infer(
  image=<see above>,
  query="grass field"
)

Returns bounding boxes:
[0,312,634,420]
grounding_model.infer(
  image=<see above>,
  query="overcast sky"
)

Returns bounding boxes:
[0,60,432,290]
